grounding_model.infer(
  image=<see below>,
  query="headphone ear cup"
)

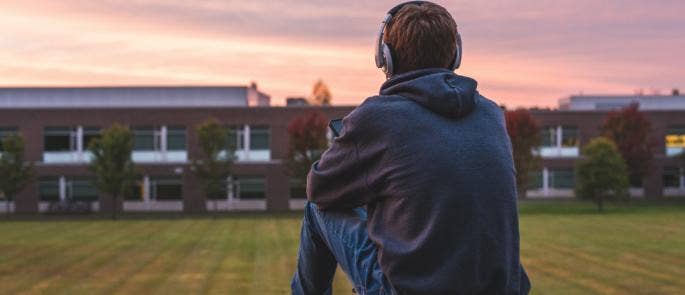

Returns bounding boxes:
[382,44,394,77]
[451,33,463,70]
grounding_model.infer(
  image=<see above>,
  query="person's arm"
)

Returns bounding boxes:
[307,103,386,210]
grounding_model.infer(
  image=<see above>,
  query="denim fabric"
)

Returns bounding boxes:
[291,202,392,295]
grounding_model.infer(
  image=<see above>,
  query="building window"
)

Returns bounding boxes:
[207,180,229,200]
[227,126,245,150]
[166,126,186,151]
[67,177,98,202]
[250,126,270,150]
[0,127,17,152]
[235,176,266,199]
[82,127,101,150]
[39,177,60,201]
[541,126,557,147]
[549,169,575,189]
[44,127,76,152]
[133,126,160,151]
[150,177,183,200]
[132,126,187,163]
[538,126,580,158]
[527,170,543,190]
[290,178,307,199]
[663,167,682,188]
[125,179,145,201]
[665,126,685,156]
[561,126,579,147]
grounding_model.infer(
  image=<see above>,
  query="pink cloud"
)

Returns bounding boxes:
[1,0,683,107]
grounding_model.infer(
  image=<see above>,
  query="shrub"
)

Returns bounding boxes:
[575,137,630,212]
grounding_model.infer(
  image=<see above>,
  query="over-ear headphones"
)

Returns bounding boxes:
[374,1,462,79]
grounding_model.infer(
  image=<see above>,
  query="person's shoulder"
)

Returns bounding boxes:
[340,95,407,139]
[473,92,507,125]
[476,93,503,112]
[346,95,406,123]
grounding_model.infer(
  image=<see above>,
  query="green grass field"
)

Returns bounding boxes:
[0,201,684,295]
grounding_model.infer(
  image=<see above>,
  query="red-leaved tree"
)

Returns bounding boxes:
[600,103,657,187]
[286,111,330,196]
[505,109,542,198]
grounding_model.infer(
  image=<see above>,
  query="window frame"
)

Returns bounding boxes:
[235,176,266,200]
[249,126,270,150]
[44,127,77,152]
[150,176,183,200]
[166,126,187,151]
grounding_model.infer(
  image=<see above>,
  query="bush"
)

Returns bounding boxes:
[575,137,630,212]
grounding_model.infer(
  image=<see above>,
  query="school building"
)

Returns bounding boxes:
[0,86,683,213]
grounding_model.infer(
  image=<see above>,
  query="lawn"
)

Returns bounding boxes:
[0,201,684,295]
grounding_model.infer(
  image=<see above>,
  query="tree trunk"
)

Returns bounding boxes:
[5,198,10,217]
[213,199,218,220]
[517,188,527,200]
[597,195,604,213]
[112,195,118,220]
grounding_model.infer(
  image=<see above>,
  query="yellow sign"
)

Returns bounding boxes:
[666,135,685,148]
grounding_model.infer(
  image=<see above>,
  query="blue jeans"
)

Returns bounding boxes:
[291,202,392,295]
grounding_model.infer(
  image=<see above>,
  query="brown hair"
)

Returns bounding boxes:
[384,2,458,74]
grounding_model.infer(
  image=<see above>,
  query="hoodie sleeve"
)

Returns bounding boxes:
[306,100,387,210]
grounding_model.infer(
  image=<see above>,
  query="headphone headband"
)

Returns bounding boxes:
[387,1,427,16]
[375,1,462,79]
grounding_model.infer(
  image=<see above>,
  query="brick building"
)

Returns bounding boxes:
[0,86,683,213]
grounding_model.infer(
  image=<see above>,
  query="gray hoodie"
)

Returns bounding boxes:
[307,68,530,294]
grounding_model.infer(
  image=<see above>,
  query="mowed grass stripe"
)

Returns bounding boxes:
[204,218,258,294]
[0,221,67,265]
[80,220,181,294]
[20,220,160,294]
[0,201,683,295]
[544,243,685,288]
[525,257,622,295]
[528,243,666,294]
[58,220,173,294]
[198,219,240,294]
[0,221,104,272]
[105,220,202,294]
[1,221,115,294]
[151,219,220,294]
[522,258,598,295]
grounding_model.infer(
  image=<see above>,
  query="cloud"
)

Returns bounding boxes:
[1,0,684,107]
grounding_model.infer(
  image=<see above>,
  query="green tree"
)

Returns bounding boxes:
[191,119,234,212]
[575,137,630,212]
[309,79,332,106]
[505,108,542,198]
[88,124,137,220]
[0,134,34,215]
[286,111,329,197]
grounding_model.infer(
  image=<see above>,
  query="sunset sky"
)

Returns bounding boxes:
[1,0,684,107]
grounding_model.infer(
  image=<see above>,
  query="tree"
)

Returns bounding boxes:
[575,137,630,212]
[505,109,541,198]
[309,79,332,106]
[88,124,136,220]
[0,134,34,216]
[601,104,656,187]
[191,119,234,213]
[286,111,329,196]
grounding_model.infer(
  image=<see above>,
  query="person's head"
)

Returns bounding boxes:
[378,1,459,76]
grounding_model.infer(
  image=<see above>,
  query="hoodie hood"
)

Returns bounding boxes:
[380,68,477,119]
